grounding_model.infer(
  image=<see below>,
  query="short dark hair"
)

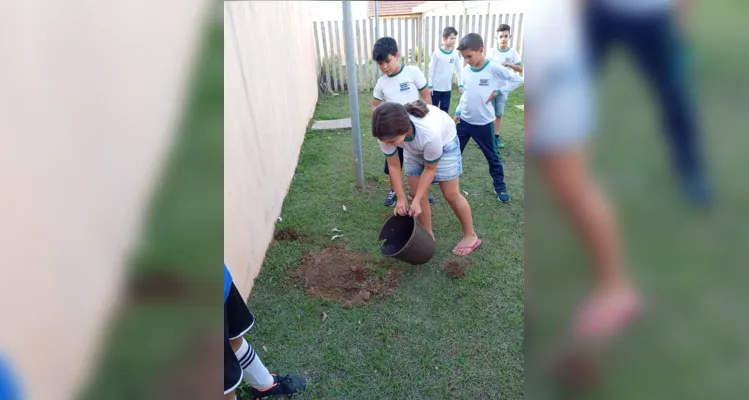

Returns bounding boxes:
[457,33,483,52]
[442,26,458,38]
[372,37,399,63]
[497,24,511,33]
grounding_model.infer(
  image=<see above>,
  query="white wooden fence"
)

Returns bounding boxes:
[313,13,524,93]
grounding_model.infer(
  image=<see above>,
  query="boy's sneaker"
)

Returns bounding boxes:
[384,190,397,206]
[496,134,505,148]
[497,191,511,203]
[251,374,308,399]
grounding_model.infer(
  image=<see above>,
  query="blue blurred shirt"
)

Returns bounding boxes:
[224,264,232,303]
[0,357,21,400]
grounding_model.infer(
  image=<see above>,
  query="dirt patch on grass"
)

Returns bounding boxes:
[441,259,468,279]
[274,229,304,242]
[291,246,401,306]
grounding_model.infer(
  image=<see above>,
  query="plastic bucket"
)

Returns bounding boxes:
[378,215,435,265]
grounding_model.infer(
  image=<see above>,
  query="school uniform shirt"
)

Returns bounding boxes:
[373,64,428,105]
[487,46,522,73]
[379,104,457,164]
[428,47,464,92]
[455,60,524,125]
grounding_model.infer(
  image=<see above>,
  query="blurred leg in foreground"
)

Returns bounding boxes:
[527,45,642,344]
[585,0,712,205]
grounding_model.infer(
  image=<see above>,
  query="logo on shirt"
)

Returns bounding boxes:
[479,78,490,86]
[399,82,410,92]
[449,57,455,64]
[505,57,512,63]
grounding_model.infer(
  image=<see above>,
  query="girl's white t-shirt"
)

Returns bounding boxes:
[379,105,457,164]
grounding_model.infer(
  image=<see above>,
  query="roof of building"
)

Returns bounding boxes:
[367,1,425,18]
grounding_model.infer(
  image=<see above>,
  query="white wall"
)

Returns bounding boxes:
[224,1,319,299]
[0,0,210,398]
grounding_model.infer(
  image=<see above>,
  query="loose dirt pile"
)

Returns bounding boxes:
[291,246,401,306]
[441,259,468,279]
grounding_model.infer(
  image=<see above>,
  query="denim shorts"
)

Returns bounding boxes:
[403,136,462,182]
[492,94,509,117]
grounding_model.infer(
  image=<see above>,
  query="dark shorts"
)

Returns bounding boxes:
[383,147,405,175]
[224,283,255,394]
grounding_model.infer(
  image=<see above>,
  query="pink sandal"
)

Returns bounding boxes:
[452,239,482,256]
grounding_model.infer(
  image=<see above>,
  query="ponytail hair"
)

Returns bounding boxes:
[404,100,430,118]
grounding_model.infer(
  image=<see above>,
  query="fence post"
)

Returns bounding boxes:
[342,1,364,189]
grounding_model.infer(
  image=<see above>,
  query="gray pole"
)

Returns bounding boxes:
[374,0,379,39]
[342,0,365,189]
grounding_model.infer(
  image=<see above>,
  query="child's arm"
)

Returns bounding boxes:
[455,55,464,93]
[413,68,432,105]
[502,62,523,74]
[372,80,384,111]
[493,63,524,97]
[385,154,408,214]
[502,51,523,73]
[454,73,468,123]
[427,50,438,94]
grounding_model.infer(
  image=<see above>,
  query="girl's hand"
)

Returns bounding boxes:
[394,199,409,216]
[486,91,499,104]
[409,201,422,217]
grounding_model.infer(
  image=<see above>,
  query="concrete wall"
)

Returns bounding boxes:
[0,1,211,398]
[224,1,319,299]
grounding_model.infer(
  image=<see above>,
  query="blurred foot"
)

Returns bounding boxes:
[497,191,511,203]
[574,284,642,344]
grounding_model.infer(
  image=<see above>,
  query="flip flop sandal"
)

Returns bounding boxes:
[452,238,482,256]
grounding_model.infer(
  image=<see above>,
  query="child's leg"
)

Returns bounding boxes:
[470,122,507,194]
[494,116,503,136]
[431,90,440,109]
[537,146,640,342]
[230,336,274,389]
[439,178,479,254]
[407,175,432,237]
[456,121,471,153]
[440,91,451,114]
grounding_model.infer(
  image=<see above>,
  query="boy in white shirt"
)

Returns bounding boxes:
[428,26,464,114]
[371,36,433,207]
[454,33,524,203]
[487,24,523,148]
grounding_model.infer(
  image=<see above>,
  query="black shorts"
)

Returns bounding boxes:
[224,283,255,394]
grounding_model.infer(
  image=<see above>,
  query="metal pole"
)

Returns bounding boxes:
[374,0,379,39]
[342,0,365,189]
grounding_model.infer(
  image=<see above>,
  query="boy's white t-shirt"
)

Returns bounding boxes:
[428,48,464,92]
[455,60,524,125]
[379,105,457,164]
[373,65,428,105]
[487,46,522,71]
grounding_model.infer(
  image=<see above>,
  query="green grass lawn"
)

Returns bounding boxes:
[240,87,525,399]
[527,2,749,399]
